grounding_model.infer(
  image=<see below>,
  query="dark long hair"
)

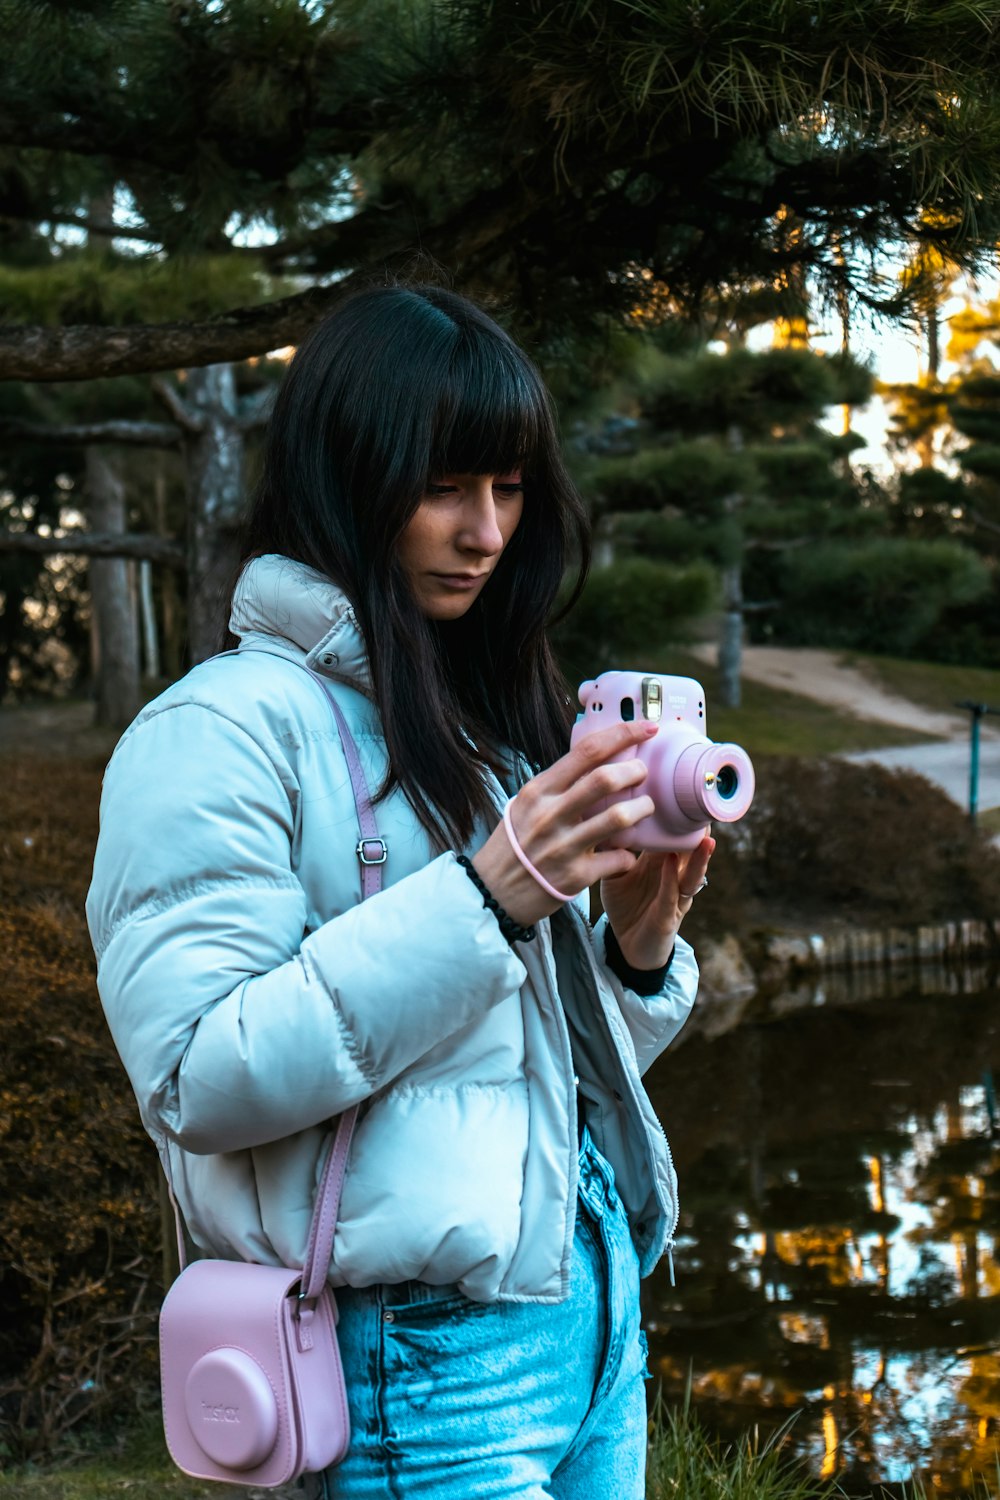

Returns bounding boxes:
[235,283,590,848]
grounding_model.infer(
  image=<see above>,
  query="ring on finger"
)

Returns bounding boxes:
[680,875,709,899]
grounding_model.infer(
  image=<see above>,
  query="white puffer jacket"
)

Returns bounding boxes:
[87,554,700,1303]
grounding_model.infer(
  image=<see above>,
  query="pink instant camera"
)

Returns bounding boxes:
[569,671,755,852]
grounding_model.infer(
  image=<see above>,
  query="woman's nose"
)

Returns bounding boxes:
[459,482,505,554]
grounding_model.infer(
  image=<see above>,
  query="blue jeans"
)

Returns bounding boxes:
[311,1132,649,1498]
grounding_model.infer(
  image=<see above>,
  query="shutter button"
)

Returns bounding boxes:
[321,652,339,667]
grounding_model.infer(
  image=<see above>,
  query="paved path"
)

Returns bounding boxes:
[689,643,967,736]
[843,736,1000,814]
[689,643,1000,812]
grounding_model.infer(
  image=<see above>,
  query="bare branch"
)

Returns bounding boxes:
[0,418,181,447]
[151,377,202,433]
[0,531,185,566]
[967,507,1000,539]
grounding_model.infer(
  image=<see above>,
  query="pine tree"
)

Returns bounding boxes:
[580,341,874,704]
[3,1,1000,376]
[881,293,1000,665]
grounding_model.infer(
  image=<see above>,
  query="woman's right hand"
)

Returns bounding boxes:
[471,719,661,927]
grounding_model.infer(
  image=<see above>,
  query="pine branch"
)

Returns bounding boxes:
[0,210,158,246]
[744,535,817,551]
[0,531,184,565]
[250,199,404,269]
[0,419,181,447]
[0,277,358,381]
[0,180,533,381]
[0,109,373,177]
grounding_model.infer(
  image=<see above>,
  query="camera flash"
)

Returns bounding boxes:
[641,677,663,722]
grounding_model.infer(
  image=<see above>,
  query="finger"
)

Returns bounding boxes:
[512,789,655,894]
[681,835,716,880]
[677,837,715,900]
[557,757,650,820]
[572,792,656,852]
[542,719,658,795]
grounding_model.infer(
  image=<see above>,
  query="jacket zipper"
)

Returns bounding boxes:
[570,906,682,1277]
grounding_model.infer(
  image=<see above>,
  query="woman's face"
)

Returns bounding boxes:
[398,472,524,620]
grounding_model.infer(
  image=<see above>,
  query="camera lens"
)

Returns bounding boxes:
[620,697,635,721]
[716,764,739,800]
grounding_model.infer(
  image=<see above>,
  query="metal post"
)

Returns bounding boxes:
[970,706,981,825]
[955,700,1000,826]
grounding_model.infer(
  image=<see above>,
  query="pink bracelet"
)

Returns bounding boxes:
[502,800,574,904]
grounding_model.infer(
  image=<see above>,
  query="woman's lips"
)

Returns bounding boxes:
[432,573,489,590]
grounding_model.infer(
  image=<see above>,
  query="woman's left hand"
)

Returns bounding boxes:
[599,835,716,971]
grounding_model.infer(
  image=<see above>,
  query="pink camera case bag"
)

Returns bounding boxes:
[159,669,382,1486]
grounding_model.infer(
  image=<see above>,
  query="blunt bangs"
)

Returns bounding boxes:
[427,330,550,482]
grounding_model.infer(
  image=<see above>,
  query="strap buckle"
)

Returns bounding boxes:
[356,836,388,866]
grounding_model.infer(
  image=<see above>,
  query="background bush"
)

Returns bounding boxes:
[0,756,161,1462]
[679,755,1000,949]
[552,557,716,687]
[771,537,990,656]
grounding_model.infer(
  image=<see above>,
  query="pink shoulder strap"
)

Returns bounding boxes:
[170,662,384,1296]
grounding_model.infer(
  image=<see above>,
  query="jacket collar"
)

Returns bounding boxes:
[229,553,372,694]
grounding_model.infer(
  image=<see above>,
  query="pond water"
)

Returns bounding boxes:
[644,961,1000,1496]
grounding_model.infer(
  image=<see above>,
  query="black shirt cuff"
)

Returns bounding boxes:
[604,923,675,996]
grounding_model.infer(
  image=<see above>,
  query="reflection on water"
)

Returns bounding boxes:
[644,967,1000,1495]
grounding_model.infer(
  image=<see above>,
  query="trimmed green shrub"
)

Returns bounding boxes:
[773,537,990,656]
[553,557,716,686]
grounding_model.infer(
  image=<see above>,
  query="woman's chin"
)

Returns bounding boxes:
[417,590,482,621]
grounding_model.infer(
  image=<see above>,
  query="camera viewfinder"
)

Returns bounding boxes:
[641,677,663,722]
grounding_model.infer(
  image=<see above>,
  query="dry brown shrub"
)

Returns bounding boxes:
[681,755,1000,943]
[0,756,161,1461]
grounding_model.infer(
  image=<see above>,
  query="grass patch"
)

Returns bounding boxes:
[669,651,936,757]
[645,1396,823,1500]
[0,1403,830,1500]
[845,653,1000,719]
[976,806,1000,838]
[0,1416,286,1500]
[0,1418,206,1500]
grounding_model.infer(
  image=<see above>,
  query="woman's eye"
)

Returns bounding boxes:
[425,483,459,497]
[494,483,524,497]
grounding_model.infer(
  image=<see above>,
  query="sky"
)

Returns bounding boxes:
[804,272,1000,473]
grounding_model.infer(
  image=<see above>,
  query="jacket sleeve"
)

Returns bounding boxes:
[86,701,526,1156]
[588,913,699,1075]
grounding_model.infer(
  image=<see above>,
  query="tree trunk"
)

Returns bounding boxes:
[154,461,184,680]
[0,581,27,700]
[926,303,940,383]
[139,559,160,679]
[183,364,246,663]
[717,425,745,708]
[718,564,744,710]
[86,448,141,727]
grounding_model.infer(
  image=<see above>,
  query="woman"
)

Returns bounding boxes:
[87,283,713,1498]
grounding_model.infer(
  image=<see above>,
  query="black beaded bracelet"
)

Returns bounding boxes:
[456,855,537,945]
